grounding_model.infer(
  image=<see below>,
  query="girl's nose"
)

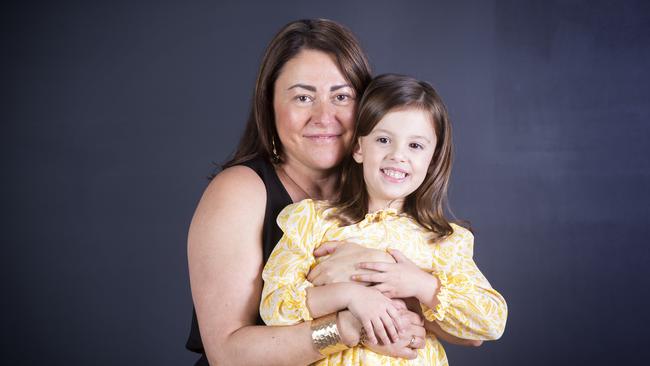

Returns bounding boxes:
[387,145,407,162]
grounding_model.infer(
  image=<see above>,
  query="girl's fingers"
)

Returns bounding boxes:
[386,306,403,334]
[381,313,400,342]
[356,261,391,271]
[372,318,391,345]
[362,320,377,345]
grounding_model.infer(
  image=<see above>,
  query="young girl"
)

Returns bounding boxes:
[260,74,507,365]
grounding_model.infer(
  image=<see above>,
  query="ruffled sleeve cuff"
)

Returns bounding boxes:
[277,279,315,322]
[420,271,472,322]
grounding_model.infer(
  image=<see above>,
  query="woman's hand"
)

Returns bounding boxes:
[363,307,427,360]
[353,249,439,304]
[346,285,403,345]
[308,241,395,286]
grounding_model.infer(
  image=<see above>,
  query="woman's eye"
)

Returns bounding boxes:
[335,94,350,102]
[296,95,312,103]
[410,142,424,149]
[377,137,389,144]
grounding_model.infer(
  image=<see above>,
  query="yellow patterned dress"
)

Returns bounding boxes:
[260,199,508,366]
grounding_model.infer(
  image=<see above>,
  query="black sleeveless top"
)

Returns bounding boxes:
[186,157,293,365]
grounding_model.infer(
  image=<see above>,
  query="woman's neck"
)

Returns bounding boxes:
[278,161,339,202]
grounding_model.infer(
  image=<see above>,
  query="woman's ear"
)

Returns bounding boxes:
[352,140,363,163]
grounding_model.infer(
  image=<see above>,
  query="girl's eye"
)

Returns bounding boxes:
[410,142,424,149]
[377,137,390,144]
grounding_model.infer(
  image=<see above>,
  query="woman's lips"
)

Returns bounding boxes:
[304,134,341,143]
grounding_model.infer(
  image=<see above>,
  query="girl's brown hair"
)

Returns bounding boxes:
[221,19,371,170]
[328,74,455,239]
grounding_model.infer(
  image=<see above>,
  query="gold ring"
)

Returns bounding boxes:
[409,336,416,347]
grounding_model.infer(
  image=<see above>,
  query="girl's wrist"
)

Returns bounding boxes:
[340,282,365,306]
[417,272,441,308]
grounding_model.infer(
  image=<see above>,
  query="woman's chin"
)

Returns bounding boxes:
[307,153,346,173]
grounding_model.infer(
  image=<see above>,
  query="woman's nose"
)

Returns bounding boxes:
[311,100,335,125]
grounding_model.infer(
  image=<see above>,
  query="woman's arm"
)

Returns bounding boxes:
[188,167,337,365]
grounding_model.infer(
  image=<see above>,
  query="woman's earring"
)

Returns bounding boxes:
[271,137,280,163]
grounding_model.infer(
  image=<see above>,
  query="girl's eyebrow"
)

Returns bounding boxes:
[372,128,431,143]
[411,135,432,143]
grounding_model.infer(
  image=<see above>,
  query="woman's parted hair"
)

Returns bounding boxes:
[221,19,372,170]
[328,74,455,240]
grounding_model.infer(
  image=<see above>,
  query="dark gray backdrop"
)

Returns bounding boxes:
[4,0,649,365]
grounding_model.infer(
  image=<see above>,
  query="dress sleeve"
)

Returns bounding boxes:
[420,225,508,340]
[260,199,322,326]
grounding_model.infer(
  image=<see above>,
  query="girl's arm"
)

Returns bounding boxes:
[260,200,401,346]
[309,242,489,345]
[419,226,508,341]
[354,227,508,341]
[189,167,357,365]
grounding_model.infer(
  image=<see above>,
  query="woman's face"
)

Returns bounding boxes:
[273,49,356,173]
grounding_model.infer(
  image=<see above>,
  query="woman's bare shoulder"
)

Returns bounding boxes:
[190,165,268,240]
[198,165,267,211]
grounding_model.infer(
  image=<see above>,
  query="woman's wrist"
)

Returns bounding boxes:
[337,310,362,347]
[311,313,349,355]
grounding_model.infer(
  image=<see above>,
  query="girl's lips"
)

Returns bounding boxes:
[381,168,409,182]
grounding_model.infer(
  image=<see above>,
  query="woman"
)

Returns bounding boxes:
[186,19,478,365]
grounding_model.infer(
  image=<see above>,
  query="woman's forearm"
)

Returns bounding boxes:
[212,310,362,365]
[210,322,321,366]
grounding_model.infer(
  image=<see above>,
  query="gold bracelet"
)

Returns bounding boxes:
[310,313,349,356]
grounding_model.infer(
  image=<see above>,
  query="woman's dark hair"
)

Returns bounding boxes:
[220,19,372,170]
[328,74,455,239]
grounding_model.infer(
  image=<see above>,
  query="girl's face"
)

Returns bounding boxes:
[353,108,437,212]
[273,49,357,174]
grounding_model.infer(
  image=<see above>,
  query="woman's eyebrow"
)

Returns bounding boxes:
[287,84,351,92]
[288,84,316,91]
[330,84,352,91]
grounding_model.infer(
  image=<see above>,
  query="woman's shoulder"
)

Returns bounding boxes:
[199,165,267,216]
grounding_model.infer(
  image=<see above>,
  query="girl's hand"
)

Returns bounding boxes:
[346,285,403,345]
[352,249,439,302]
[307,241,395,286]
[363,307,427,360]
